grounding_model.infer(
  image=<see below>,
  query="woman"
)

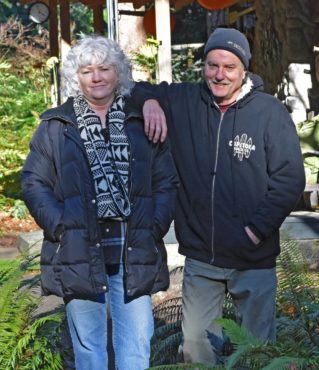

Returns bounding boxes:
[21,35,178,370]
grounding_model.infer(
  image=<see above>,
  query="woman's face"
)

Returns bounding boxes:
[77,63,118,106]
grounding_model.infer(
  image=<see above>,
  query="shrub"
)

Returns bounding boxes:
[0,57,49,205]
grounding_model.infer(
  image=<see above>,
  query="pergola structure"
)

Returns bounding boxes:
[21,0,251,82]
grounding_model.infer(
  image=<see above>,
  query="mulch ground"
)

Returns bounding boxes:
[0,212,39,248]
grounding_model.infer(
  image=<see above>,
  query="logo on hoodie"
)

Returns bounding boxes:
[229,134,256,161]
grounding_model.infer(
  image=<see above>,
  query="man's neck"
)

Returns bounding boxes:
[218,101,236,113]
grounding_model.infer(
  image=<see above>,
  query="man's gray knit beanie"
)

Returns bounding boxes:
[204,28,251,69]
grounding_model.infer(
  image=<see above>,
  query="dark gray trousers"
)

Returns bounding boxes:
[181,257,277,365]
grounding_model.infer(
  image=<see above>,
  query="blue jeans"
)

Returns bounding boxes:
[182,258,277,365]
[65,264,154,370]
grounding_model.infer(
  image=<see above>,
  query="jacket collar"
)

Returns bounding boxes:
[200,81,214,104]
[40,98,77,125]
[40,96,143,124]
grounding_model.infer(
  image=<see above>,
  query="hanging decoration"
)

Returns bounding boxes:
[143,8,175,37]
[197,0,237,10]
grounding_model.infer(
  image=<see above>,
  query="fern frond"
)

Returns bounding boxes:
[0,270,38,365]
[151,332,182,366]
[0,259,64,370]
[148,363,216,369]
[260,356,306,370]
[0,260,21,284]
[224,344,255,370]
[6,312,63,367]
[215,318,261,346]
[153,321,181,339]
[277,240,317,310]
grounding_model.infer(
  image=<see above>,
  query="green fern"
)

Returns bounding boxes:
[261,357,306,370]
[150,240,319,369]
[0,259,21,284]
[214,318,262,370]
[0,262,37,366]
[5,312,64,370]
[0,259,64,369]
[215,240,319,369]
[148,363,216,369]
[215,318,260,347]
[153,321,182,339]
[151,331,182,366]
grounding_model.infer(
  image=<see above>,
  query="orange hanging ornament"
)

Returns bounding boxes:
[197,0,235,10]
[143,8,175,37]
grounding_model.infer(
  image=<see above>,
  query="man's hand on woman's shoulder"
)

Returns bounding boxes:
[143,99,167,143]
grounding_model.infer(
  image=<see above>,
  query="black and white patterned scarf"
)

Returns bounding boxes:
[73,94,131,219]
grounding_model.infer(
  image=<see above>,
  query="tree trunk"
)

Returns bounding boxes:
[253,0,319,115]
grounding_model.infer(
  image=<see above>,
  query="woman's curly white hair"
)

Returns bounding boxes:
[61,34,134,99]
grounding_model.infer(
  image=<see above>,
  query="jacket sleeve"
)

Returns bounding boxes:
[21,120,64,242]
[152,139,179,242]
[248,103,306,240]
[131,81,171,112]
[130,82,158,108]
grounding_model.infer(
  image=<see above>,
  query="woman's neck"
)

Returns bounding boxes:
[88,100,113,128]
[94,109,108,127]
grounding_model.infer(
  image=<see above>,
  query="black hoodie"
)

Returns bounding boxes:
[136,75,305,270]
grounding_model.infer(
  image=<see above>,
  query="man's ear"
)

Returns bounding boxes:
[242,70,248,84]
[201,64,206,79]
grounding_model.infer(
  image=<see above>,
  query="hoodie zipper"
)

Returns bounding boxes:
[210,111,224,264]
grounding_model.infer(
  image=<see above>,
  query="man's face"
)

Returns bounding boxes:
[204,49,246,105]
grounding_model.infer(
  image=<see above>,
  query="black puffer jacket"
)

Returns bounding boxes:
[21,97,178,299]
[136,75,305,270]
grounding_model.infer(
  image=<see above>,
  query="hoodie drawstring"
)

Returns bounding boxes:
[231,104,239,217]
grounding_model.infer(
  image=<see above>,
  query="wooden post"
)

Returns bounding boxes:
[60,0,71,44]
[49,0,59,57]
[60,0,71,63]
[155,0,172,82]
[92,5,105,34]
[48,0,59,106]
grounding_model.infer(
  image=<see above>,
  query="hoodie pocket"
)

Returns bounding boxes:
[187,197,211,240]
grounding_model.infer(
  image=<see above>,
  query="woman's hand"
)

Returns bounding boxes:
[142,99,167,143]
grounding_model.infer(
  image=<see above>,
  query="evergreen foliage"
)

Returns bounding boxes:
[0,260,64,369]
[131,37,203,83]
[0,1,30,24]
[0,2,93,38]
[0,58,48,207]
[172,50,203,83]
[149,239,319,370]
[149,364,216,369]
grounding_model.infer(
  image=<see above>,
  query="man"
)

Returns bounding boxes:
[138,28,305,365]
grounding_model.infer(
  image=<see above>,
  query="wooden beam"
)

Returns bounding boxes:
[21,0,194,11]
[92,5,105,34]
[80,0,105,5]
[21,0,48,4]
[155,0,172,82]
[49,0,59,57]
[174,0,193,10]
[60,0,71,44]
[60,0,71,64]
